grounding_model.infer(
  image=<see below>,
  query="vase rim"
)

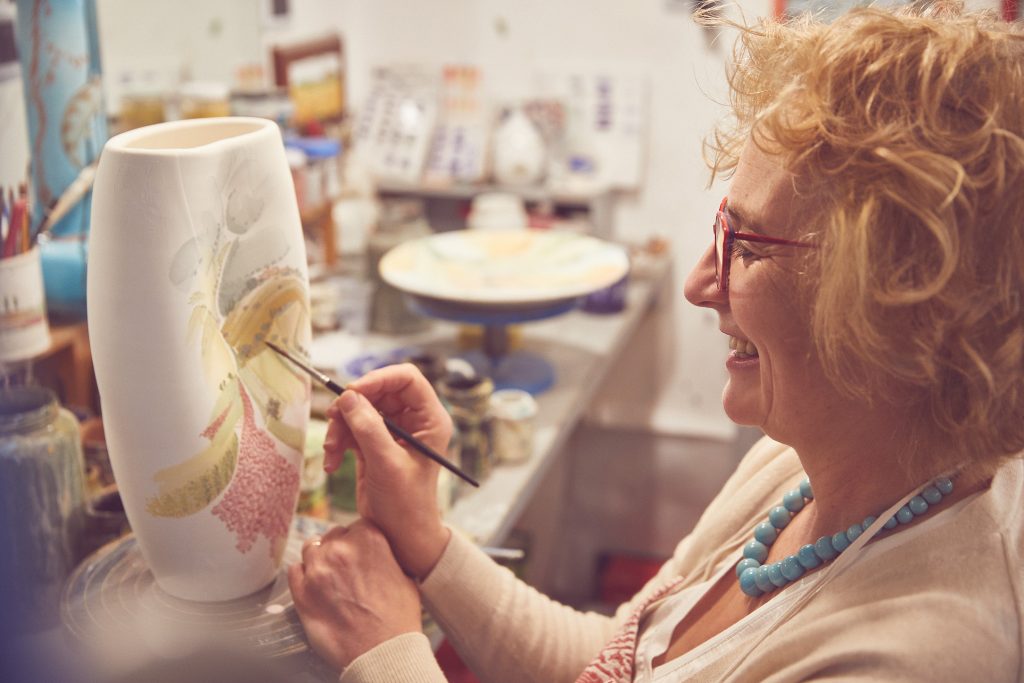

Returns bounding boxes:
[104,117,278,156]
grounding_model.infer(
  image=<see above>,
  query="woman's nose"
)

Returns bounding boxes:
[684,242,726,309]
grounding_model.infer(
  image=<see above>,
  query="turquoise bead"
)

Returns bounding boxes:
[814,536,838,561]
[922,485,942,505]
[736,557,760,579]
[797,544,821,569]
[799,478,813,500]
[754,566,774,593]
[753,522,778,545]
[783,490,805,512]
[896,505,914,524]
[884,516,898,529]
[935,477,953,495]
[862,516,877,532]
[846,524,863,543]
[908,495,928,515]
[743,540,769,563]
[739,567,763,597]
[766,562,787,587]
[780,556,804,581]
[768,506,792,529]
[831,531,851,552]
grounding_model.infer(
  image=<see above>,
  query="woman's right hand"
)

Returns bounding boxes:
[323,363,453,579]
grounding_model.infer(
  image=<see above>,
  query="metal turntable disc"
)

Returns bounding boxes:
[61,516,331,662]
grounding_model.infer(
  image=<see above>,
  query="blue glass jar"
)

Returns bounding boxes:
[0,386,86,634]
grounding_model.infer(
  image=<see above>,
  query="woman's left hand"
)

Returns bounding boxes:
[288,519,423,671]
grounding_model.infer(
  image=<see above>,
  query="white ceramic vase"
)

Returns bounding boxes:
[88,118,312,601]
[492,108,547,187]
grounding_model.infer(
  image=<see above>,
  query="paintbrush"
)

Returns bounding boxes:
[265,341,480,488]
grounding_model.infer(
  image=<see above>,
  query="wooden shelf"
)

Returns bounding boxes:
[33,320,97,414]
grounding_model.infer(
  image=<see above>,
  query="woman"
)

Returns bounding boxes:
[290,4,1024,681]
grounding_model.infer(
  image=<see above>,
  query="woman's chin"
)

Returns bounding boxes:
[721,383,764,427]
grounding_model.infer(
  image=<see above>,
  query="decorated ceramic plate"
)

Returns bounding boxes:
[379,229,630,306]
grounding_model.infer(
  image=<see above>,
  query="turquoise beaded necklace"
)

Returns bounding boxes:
[736,476,955,598]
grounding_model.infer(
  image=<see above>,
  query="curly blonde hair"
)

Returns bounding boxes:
[708,2,1024,474]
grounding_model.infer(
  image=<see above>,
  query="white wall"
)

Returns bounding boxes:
[96,0,264,110]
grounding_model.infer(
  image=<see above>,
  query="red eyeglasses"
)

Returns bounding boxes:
[714,197,816,292]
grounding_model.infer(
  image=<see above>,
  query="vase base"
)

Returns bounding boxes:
[62,516,330,660]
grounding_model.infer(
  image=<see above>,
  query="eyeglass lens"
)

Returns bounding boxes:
[714,212,727,290]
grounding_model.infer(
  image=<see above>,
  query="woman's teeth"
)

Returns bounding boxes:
[729,335,759,357]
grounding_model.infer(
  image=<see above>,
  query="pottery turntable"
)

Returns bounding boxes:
[378,228,630,395]
[60,516,337,681]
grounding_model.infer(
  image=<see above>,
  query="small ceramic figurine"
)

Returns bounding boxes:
[492,107,547,186]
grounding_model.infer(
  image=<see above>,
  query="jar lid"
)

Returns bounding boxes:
[0,386,58,434]
[440,373,494,398]
[288,136,342,159]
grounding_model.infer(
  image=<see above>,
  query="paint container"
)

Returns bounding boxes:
[79,483,130,560]
[489,389,537,464]
[367,200,432,334]
[0,246,50,362]
[438,373,493,485]
[179,81,231,119]
[300,419,330,519]
[405,351,461,511]
[79,416,114,496]
[0,386,86,636]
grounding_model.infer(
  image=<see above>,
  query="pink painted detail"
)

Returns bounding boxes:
[212,384,300,556]
[201,402,232,439]
[574,577,685,683]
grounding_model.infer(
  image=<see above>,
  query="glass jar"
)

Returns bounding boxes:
[179,81,231,119]
[119,83,166,132]
[367,200,432,334]
[0,386,86,635]
[438,374,494,486]
[405,351,462,511]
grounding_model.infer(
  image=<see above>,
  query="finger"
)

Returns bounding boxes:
[322,523,351,543]
[323,445,346,474]
[287,562,306,604]
[301,535,323,567]
[323,419,355,472]
[348,364,439,411]
[336,391,406,469]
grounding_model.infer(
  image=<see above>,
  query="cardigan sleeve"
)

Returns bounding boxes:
[333,529,617,683]
[339,633,447,683]
[419,528,618,683]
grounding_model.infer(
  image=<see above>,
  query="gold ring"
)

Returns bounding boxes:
[311,539,322,548]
